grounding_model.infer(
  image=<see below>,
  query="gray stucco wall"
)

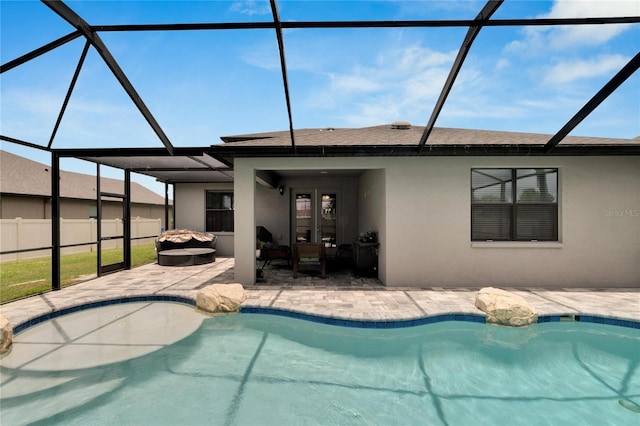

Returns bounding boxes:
[231,155,638,288]
[174,182,234,256]
[1,196,170,227]
[255,182,290,246]
[358,169,386,283]
[384,156,639,288]
[0,195,46,219]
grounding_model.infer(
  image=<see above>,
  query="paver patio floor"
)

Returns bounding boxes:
[2,257,638,328]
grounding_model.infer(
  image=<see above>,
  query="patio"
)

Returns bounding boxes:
[2,258,639,332]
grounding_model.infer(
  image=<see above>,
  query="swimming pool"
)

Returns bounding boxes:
[1,302,639,425]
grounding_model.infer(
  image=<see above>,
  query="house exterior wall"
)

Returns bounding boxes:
[0,195,47,219]
[1,195,170,227]
[131,204,169,226]
[358,169,386,283]
[59,198,93,219]
[256,182,290,246]
[234,165,255,283]
[234,157,388,285]
[384,155,639,288]
[176,173,361,263]
[234,155,639,288]
[174,182,234,256]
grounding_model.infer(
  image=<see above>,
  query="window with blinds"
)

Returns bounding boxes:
[471,169,558,241]
[205,191,234,232]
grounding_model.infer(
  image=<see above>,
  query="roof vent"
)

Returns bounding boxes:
[391,121,411,130]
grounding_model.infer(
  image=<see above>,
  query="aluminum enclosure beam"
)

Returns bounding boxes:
[188,156,234,179]
[164,182,170,232]
[1,135,52,151]
[124,169,132,270]
[2,1,637,166]
[0,31,81,74]
[92,16,640,32]
[544,51,640,153]
[48,40,91,148]
[418,0,503,153]
[270,0,296,152]
[55,147,206,157]
[51,152,61,291]
[41,0,175,155]
[96,164,102,276]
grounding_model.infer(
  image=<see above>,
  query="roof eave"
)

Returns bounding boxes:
[208,144,640,161]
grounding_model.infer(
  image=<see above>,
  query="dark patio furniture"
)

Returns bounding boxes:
[293,243,326,278]
[257,226,291,269]
[156,230,217,266]
[157,248,216,266]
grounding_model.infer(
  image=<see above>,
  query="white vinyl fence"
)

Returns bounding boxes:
[0,217,161,262]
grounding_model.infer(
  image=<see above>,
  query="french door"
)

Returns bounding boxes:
[293,189,339,248]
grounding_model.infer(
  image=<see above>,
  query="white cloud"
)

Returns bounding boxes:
[518,98,563,110]
[547,23,634,50]
[229,1,271,16]
[441,102,528,120]
[385,45,453,72]
[495,58,510,71]
[304,44,457,125]
[543,54,630,84]
[507,0,637,52]
[328,71,382,93]
[240,43,281,71]
[0,86,162,148]
[397,0,484,16]
[343,95,403,127]
[4,89,62,117]
[545,0,639,18]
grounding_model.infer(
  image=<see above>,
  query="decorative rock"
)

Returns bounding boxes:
[196,284,247,314]
[475,287,538,327]
[0,313,14,355]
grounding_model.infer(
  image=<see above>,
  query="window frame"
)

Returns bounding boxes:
[205,190,234,233]
[471,168,558,242]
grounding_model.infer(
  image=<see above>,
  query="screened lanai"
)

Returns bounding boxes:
[1,1,639,292]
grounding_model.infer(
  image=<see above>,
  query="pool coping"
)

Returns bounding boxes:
[11,295,640,335]
[2,260,639,336]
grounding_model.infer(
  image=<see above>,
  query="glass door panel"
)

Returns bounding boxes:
[295,193,313,243]
[320,193,337,248]
[293,190,339,247]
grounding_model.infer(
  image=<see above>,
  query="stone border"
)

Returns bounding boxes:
[8,297,640,337]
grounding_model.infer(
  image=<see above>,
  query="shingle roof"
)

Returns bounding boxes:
[220,125,637,147]
[0,150,170,205]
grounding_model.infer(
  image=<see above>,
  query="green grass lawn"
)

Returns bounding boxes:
[0,244,157,303]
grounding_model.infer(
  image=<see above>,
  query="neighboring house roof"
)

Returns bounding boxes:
[0,150,171,205]
[220,124,637,147]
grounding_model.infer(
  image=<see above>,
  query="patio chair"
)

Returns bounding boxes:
[293,243,326,279]
[257,226,291,269]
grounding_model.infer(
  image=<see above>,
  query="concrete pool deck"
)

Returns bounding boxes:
[2,257,639,329]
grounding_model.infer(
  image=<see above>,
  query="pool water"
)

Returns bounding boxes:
[1,305,639,425]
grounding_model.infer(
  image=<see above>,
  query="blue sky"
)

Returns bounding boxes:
[1,0,639,195]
